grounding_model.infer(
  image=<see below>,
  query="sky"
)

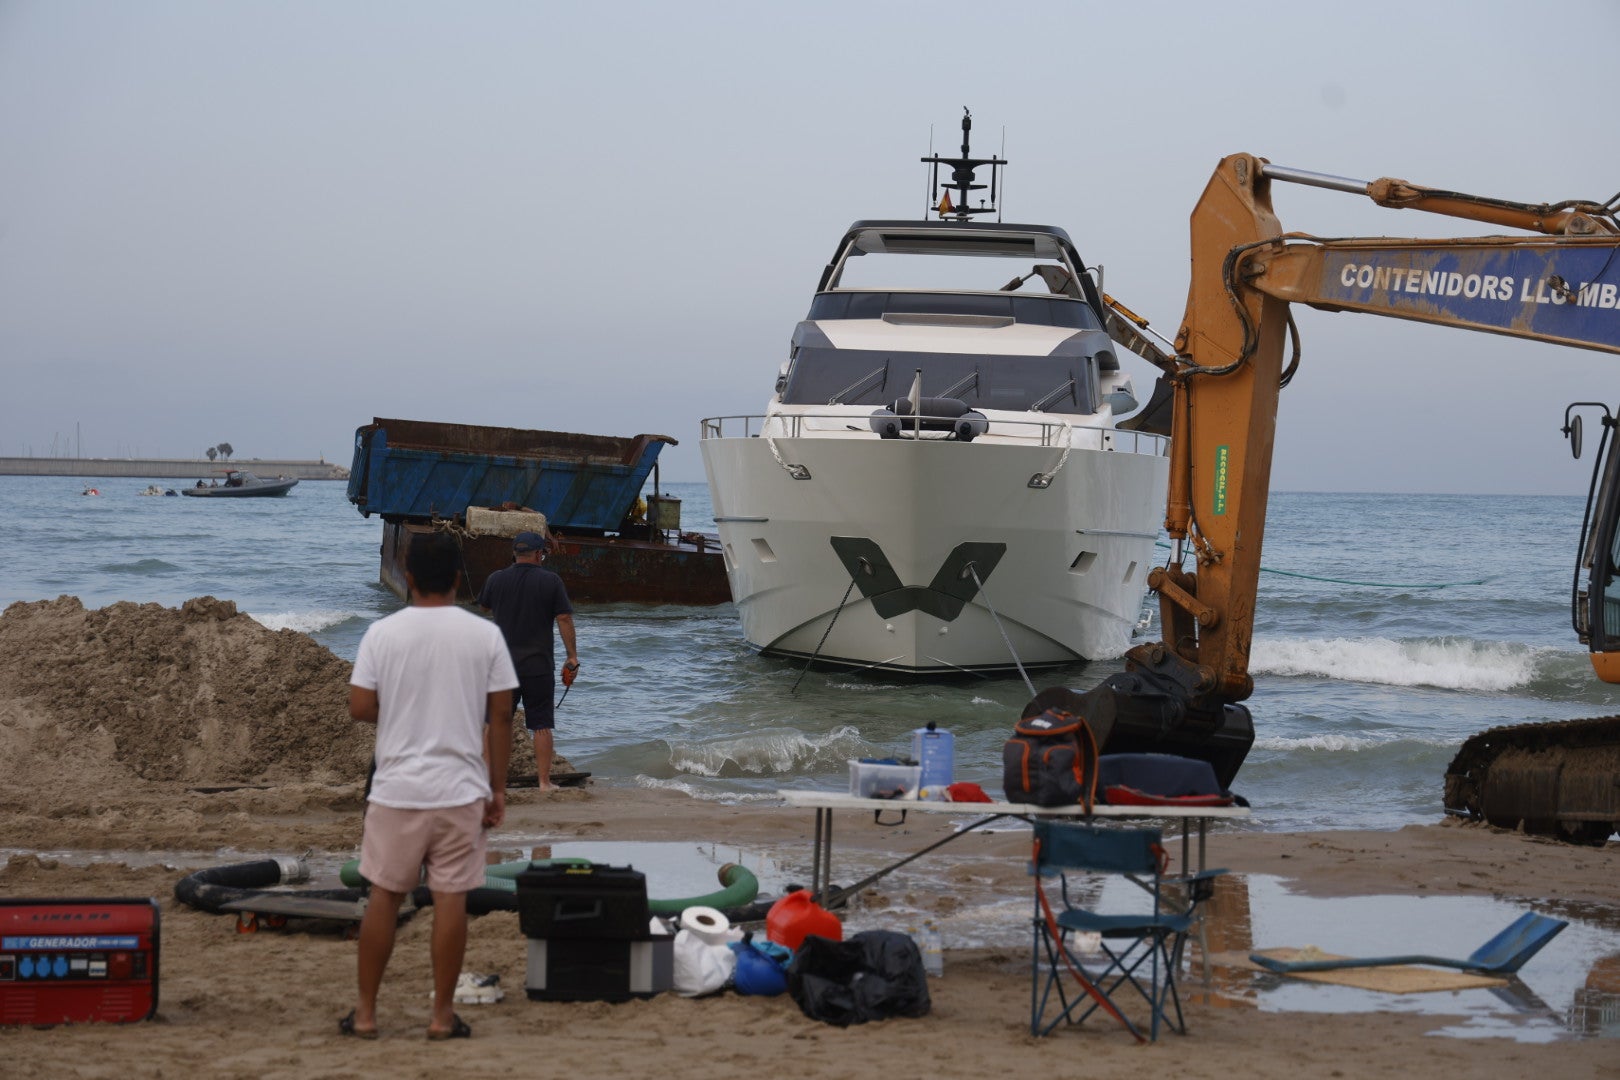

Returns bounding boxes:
[2,1,1618,493]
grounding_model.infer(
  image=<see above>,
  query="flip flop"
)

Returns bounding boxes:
[338,1009,379,1040]
[427,1013,471,1040]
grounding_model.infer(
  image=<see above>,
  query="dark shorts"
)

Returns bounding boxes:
[514,674,555,731]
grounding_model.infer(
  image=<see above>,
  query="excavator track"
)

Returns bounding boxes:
[1444,716,1620,846]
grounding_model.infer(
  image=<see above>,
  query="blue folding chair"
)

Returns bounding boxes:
[1030,819,1225,1042]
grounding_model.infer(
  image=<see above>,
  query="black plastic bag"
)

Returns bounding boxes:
[787,930,931,1026]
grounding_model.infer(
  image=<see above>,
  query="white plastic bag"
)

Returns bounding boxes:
[672,927,736,997]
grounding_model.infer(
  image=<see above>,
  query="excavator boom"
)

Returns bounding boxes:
[1250,237,1620,354]
[1078,155,1620,841]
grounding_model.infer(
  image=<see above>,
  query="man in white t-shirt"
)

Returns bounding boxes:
[342,531,518,1041]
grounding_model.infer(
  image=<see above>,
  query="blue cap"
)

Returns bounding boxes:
[513,531,549,553]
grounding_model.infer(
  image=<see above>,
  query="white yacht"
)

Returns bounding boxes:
[701,115,1168,675]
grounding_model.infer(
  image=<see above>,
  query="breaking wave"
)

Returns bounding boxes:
[1250,635,1548,692]
[667,725,866,778]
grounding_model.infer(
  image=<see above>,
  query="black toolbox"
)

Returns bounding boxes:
[515,862,650,940]
[516,862,671,1001]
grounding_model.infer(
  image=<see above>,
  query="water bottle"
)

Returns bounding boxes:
[921,920,944,977]
[912,722,954,801]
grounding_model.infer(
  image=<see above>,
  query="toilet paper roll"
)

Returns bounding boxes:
[680,905,731,946]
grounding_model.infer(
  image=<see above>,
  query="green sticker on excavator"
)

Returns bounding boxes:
[1213,445,1229,515]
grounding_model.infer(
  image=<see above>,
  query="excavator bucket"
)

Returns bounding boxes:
[1076,667,1256,791]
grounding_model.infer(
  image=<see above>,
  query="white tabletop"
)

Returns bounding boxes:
[777,789,1251,820]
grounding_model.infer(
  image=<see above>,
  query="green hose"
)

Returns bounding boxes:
[479,859,760,915]
[480,857,592,879]
[651,862,760,916]
[339,857,760,915]
[337,857,590,888]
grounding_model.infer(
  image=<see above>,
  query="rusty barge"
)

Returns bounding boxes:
[348,417,729,606]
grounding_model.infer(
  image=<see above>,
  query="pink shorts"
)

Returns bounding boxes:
[359,800,487,894]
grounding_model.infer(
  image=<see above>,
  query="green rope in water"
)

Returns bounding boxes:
[1153,541,1486,589]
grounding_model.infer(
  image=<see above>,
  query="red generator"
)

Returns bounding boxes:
[0,898,160,1025]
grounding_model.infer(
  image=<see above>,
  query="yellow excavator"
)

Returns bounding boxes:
[1086,154,1620,844]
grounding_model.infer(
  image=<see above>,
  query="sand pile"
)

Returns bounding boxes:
[0,595,371,795]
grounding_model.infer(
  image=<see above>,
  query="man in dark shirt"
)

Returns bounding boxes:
[477,531,578,791]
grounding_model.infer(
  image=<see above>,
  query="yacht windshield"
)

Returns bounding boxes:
[782,347,1097,415]
[835,251,1075,293]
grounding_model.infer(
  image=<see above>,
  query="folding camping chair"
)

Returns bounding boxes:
[1030,819,1225,1042]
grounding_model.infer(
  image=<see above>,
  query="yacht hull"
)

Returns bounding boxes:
[701,435,1167,674]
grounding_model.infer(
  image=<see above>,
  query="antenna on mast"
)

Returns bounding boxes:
[998,126,1006,222]
[923,124,935,218]
[919,107,1007,221]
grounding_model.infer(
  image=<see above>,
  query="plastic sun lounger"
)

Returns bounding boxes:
[1248,911,1567,976]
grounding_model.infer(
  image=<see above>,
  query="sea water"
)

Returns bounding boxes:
[3,475,1619,836]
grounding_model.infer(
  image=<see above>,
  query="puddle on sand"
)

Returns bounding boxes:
[1194,874,1620,1042]
[483,838,796,902]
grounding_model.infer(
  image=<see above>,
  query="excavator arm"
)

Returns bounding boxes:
[1082,155,1620,824]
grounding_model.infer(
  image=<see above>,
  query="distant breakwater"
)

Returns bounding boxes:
[0,457,350,481]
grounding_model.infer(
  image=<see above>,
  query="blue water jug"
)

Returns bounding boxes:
[911,722,954,801]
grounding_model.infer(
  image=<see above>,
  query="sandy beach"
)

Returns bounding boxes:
[2,597,1617,1078]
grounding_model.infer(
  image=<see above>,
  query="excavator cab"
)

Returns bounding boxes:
[1569,404,1620,683]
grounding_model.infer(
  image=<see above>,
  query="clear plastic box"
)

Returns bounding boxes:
[848,760,921,800]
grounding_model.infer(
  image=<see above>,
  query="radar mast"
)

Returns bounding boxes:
[921,107,1006,221]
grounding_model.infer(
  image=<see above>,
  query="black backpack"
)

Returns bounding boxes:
[1002,708,1099,809]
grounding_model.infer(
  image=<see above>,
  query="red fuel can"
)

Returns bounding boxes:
[0,898,160,1025]
[766,890,842,951]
